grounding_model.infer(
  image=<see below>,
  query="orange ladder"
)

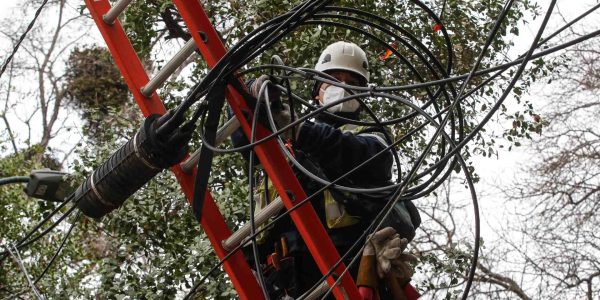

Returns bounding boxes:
[83,0,361,299]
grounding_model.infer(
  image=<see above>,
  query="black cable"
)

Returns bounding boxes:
[0,176,30,186]
[158,1,599,292]
[317,0,518,296]
[184,95,454,299]
[203,13,598,185]
[223,0,334,81]
[318,1,558,299]
[298,0,517,297]
[188,23,600,300]
[165,0,598,298]
[290,90,474,300]
[162,0,329,135]
[4,0,598,298]
[1,210,81,299]
[193,0,460,138]
[200,16,595,152]
[195,77,435,157]
[0,0,50,79]
[207,2,600,153]
[247,82,272,299]
[185,0,600,144]
[0,195,78,260]
[33,211,81,285]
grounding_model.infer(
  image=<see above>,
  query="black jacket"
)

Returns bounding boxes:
[234,113,421,298]
[295,120,393,186]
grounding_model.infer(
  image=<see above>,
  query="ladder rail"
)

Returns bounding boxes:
[83,1,264,299]
[171,0,361,299]
[85,0,362,298]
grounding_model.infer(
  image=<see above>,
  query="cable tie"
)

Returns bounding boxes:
[133,131,160,171]
[89,171,113,209]
[369,85,377,98]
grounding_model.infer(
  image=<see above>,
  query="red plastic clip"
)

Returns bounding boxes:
[379,41,397,61]
[285,139,295,157]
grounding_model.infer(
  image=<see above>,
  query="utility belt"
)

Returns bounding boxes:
[254,175,364,245]
[260,236,299,299]
[255,164,421,246]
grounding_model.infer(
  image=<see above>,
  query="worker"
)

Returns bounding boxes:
[233,41,421,299]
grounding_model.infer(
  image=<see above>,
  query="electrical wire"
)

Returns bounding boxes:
[2,212,81,300]
[196,13,600,153]
[178,1,600,298]
[191,5,600,197]
[33,211,82,286]
[0,0,50,79]
[316,1,559,299]
[0,195,78,260]
[6,0,599,298]
[247,82,273,299]
[0,176,30,185]
[314,0,521,295]
[183,102,453,298]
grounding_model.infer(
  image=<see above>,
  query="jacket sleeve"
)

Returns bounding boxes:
[295,121,393,185]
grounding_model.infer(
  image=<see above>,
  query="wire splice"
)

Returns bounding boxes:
[75,113,192,219]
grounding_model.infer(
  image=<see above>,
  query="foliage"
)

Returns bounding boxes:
[0,0,555,299]
[64,46,131,140]
[64,46,128,115]
[0,145,86,299]
[495,28,600,299]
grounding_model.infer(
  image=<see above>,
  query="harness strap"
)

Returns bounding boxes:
[192,80,227,222]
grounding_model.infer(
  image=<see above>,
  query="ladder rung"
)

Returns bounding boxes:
[305,281,331,300]
[222,197,284,251]
[141,39,198,97]
[102,0,135,25]
[181,115,240,173]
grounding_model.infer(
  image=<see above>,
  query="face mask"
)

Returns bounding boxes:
[321,85,360,113]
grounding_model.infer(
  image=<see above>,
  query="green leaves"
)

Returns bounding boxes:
[1,0,548,298]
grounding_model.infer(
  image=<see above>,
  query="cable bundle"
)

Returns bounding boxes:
[3,0,600,299]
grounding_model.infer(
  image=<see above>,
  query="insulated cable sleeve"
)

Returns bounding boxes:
[76,113,192,219]
[74,130,161,218]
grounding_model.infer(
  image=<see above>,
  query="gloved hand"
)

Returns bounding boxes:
[364,227,418,283]
[272,103,292,139]
[250,74,281,104]
[249,75,301,140]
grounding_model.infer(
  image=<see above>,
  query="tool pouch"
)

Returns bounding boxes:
[263,256,298,299]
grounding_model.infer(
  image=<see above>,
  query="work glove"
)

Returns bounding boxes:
[364,227,418,283]
[250,74,282,104]
[249,75,301,141]
[272,103,294,140]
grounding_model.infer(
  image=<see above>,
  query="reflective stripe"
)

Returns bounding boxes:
[340,124,389,147]
[322,125,378,229]
[357,133,388,147]
[254,125,390,233]
[324,190,360,229]
[255,178,279,244]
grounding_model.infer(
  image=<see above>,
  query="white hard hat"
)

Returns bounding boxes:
[315,41,369,83]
